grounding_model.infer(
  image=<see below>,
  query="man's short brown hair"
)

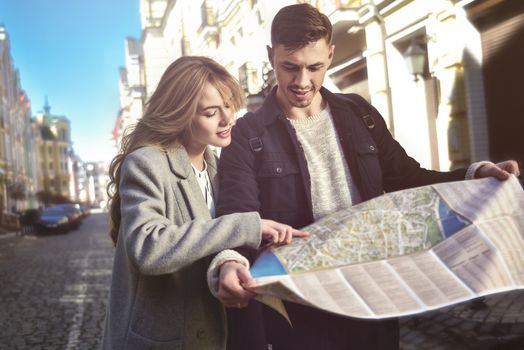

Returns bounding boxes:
[271,3,332,50]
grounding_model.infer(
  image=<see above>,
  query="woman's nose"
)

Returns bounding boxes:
[220,110,233,125]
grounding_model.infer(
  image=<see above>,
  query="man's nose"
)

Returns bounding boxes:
[294,68,310,87]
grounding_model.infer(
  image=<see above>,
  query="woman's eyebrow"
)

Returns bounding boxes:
[198,104,221,113]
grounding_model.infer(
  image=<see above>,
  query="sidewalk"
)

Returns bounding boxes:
[0,226,20,239]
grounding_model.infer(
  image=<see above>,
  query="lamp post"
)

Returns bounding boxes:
[403,40,426,82]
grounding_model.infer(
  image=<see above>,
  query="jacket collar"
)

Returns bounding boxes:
[257,86,347,124]
[166,146,217,180]
[166,146,218,219]
[256,86,283,126]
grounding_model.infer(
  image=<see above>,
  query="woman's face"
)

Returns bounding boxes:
[188,82,235,152]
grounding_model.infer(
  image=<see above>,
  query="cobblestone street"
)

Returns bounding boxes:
[0,211,523,349]
[0,212,113,349]
[400,291,524,349]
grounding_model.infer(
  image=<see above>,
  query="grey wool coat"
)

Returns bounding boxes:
[102,146,261,350]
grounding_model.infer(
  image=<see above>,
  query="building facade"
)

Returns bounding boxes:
[323,0,523,170]
[84,161,110,209]
[0,24,91,221]
[0,25,37,217]
[116,0,523,172]
[35,101,73,205]
[112,38,146,148]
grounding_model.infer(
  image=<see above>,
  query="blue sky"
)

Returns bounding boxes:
[0,0,141,163]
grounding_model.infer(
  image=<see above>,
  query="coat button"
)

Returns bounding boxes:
[276,167,283,174]
[369,145,376,151]
[196,328,206,339]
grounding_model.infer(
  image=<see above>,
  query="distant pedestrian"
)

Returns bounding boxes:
[101,56,307,350]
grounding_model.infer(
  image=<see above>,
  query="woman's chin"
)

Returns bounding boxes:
[210,138,231,149]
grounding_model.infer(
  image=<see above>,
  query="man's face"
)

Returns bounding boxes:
[268,39,334,112]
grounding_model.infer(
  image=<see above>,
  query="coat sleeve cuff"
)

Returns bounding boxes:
[466,161,494,180]
[207,249,250,298]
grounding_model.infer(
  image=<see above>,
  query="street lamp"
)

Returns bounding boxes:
[403,40,426,82]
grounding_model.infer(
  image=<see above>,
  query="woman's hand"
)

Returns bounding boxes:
[217,261,256,308]
[260,219,309,245]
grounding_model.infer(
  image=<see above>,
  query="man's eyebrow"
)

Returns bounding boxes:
[281,61,324,68]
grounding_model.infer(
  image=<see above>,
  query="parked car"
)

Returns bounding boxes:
[54,203,83,229]
[36,207,70,234]
[78,203,91,217]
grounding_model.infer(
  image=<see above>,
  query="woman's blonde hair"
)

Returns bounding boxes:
[107,56,244,245]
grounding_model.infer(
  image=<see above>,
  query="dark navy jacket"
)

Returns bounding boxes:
[218,87,466,227]
[217,87,467,350]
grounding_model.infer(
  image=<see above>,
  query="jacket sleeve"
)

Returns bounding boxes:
[353,95,468,192]
[119,150,261,275]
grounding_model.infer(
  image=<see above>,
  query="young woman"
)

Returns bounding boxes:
[102,56,307,350]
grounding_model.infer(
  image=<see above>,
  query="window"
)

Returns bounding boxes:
[239,62,259,95]
[180,36,190,56]
[200,1,215,27]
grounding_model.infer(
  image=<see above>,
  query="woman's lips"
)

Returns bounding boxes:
[217,127,231,138]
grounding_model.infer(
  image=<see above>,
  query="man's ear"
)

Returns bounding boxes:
[328,44,335,62]
[267,45,274,67]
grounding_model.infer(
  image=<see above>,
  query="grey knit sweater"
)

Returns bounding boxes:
[289,106,362,220]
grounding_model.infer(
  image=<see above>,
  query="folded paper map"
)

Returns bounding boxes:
[249,176,524,320]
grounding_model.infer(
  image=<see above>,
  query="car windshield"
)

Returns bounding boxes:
[55,204,80,212]
[42,208,66,216]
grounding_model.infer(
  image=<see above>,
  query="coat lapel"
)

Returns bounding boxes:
[204,148,219,203]
[166,147,212,220]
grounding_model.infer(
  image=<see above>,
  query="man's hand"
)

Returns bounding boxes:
[476,160,520,180]
[217,261,257,309]
[260,219,309,245]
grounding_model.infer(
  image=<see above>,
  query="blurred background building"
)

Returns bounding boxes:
[115,0,524,175]
[34,99,73,205]
[0,25,38,227]
[0,24,110,230]
[0,0,521,230]
[83,161,110,210]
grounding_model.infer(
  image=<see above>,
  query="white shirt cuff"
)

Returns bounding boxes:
[465,161,494,180]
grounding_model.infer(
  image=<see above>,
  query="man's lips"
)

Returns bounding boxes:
[290,88,312,97]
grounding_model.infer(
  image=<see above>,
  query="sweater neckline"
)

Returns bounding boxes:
[288,105,331,127]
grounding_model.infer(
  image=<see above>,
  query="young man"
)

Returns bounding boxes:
[214,4,520,349]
